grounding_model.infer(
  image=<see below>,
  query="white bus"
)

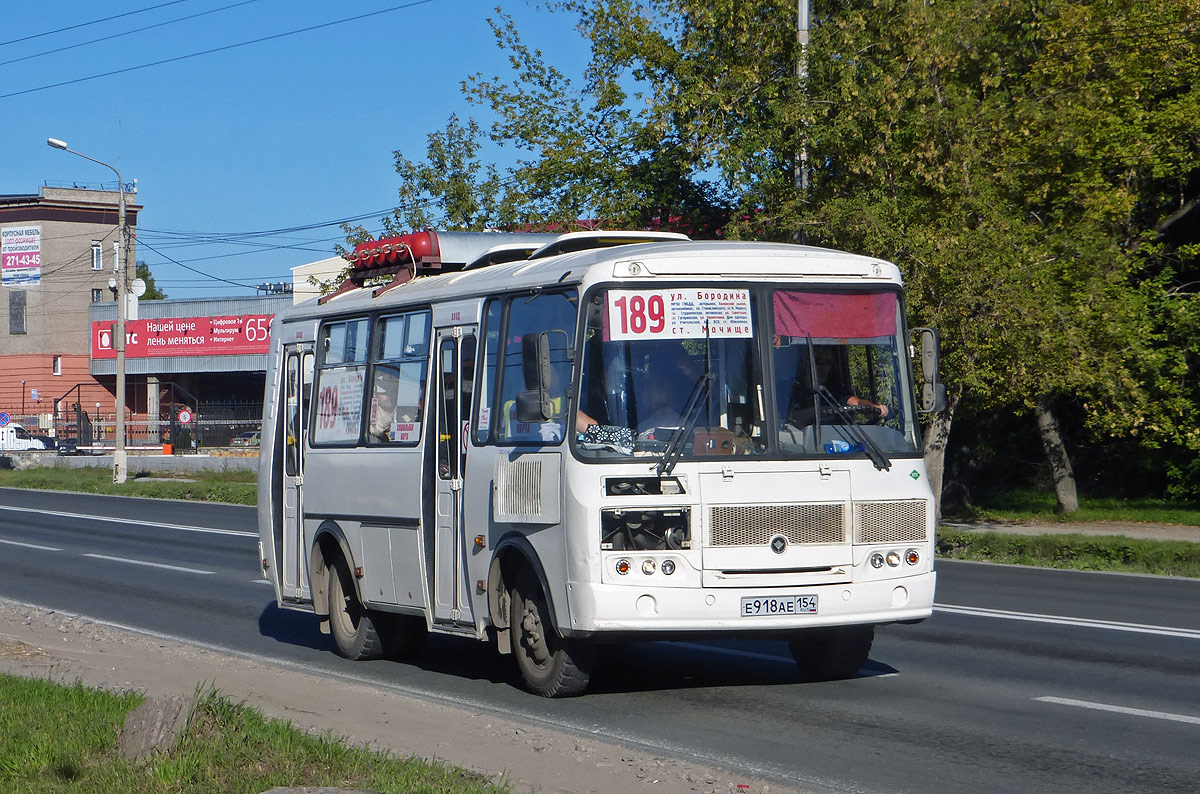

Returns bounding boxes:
[257,230,944,697]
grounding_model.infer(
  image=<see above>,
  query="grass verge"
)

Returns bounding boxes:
[0,676,508,794]
[0,467,256,506]
[950,490,1200,526]
[936,529,1200,577]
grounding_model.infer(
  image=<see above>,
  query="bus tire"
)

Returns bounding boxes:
[511,574,594,697]
[328,562,385,661]
[382,614,428,662]
[788,624,874,681]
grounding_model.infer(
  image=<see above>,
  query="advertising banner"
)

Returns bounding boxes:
[1,225,42,285]
[91,314,274,359]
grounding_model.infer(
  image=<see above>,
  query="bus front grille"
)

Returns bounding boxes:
[853,500,928,544]
[707,500,929,547]
[709,503,846,547]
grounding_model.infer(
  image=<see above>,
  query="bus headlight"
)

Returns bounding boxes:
[870,552,885,569]
[615,559,631,575]
[661,559,676,575]
[905,548,921,566]
[886,551,901,567]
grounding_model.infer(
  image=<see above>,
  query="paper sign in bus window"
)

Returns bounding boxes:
[607,289,753,341]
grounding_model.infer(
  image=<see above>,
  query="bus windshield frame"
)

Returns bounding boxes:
[572,283,920,463]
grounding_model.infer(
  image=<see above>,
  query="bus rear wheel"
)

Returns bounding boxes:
[511,574,594,697]
[788,625,874,680]
[328,562,386,661]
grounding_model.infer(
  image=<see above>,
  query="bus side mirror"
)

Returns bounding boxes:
[518,333,555,422]
[914,327,947,412]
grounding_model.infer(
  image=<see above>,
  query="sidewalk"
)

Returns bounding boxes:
[940,519,1200,544]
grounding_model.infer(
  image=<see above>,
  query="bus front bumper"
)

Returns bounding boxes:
[562,572,936,638]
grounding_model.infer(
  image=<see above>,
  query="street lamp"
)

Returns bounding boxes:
[48,137,131,483]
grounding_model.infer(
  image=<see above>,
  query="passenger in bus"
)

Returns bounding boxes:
[369,380,398,442]
[789,345,887,424]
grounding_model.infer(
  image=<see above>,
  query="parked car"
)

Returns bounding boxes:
[230,430,260,447]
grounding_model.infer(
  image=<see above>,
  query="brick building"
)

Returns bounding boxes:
[1,184,140,429]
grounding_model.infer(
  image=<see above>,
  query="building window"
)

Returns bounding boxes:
[91,288,103,302]
[8,290,26,335]
[53,356,62,376]
[91,241,103,270]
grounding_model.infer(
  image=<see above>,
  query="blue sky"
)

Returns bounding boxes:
[1,0,587,296]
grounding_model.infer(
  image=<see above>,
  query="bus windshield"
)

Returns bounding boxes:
[574,286,919,461]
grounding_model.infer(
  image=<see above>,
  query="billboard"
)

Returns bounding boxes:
[91,314,273,359]
[1,225,42,285]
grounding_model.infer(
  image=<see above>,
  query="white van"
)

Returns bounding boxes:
[0,423,51,451]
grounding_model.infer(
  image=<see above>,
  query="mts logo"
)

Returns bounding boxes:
[97,329,139,350]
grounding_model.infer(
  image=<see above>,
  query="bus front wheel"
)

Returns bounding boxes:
[328,562,386,661]
[511,574,594,697]
[788,625,874,680]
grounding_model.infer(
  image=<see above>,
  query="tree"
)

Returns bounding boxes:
[801,0,1200,512]
[368,0,1200,510]
[135,260,167,299]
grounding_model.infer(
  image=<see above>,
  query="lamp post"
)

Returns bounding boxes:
[48,137,130,483]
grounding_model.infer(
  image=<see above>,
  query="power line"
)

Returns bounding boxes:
[0,0,264,69]
[137,239,263,288]
[0,0,442,100]
[0,0,193,48]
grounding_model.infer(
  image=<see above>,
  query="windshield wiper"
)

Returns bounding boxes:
[803,338,890,471]
[815,385,892,471]
[656,369,713,477]
[657,322,715,477]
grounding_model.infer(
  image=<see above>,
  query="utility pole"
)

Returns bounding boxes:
[47,137,131,483]
[796,0,811,194]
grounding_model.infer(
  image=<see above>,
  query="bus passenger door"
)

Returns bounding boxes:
[431,329,477,626]
[280,343,313,600]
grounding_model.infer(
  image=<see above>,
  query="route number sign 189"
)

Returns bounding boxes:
[607,289,753,341]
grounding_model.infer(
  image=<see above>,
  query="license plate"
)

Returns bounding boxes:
[740,594,818,617]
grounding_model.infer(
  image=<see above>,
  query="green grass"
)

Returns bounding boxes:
[0,676,508,794]
[949,489,1200,526]
[936,529,1200,577]
[0,467,256,506]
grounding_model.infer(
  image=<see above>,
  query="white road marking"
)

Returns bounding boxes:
[1035,696,1200,726]
[935,603,1200,639]
[0,537,62,552]
[82,553,214,575]
[253,579,273,585]
[0,504,256,538]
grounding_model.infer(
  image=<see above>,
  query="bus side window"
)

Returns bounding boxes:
[474,299,503,444]
[494,290,578,445]
[312,318,369,445]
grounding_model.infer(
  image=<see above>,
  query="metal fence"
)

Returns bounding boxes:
[44,402,263,452]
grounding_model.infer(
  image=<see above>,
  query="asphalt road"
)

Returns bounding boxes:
[2,486,1198,794]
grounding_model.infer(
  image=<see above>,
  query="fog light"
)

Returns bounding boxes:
[661,559,676,575]
[905,548,920,566]
[641,559,656,575]
[615,558,631,575]
[870,552,885,569]
[886,551,901,567]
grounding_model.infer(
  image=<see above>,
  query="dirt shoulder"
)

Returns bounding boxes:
[0,598,801,794]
